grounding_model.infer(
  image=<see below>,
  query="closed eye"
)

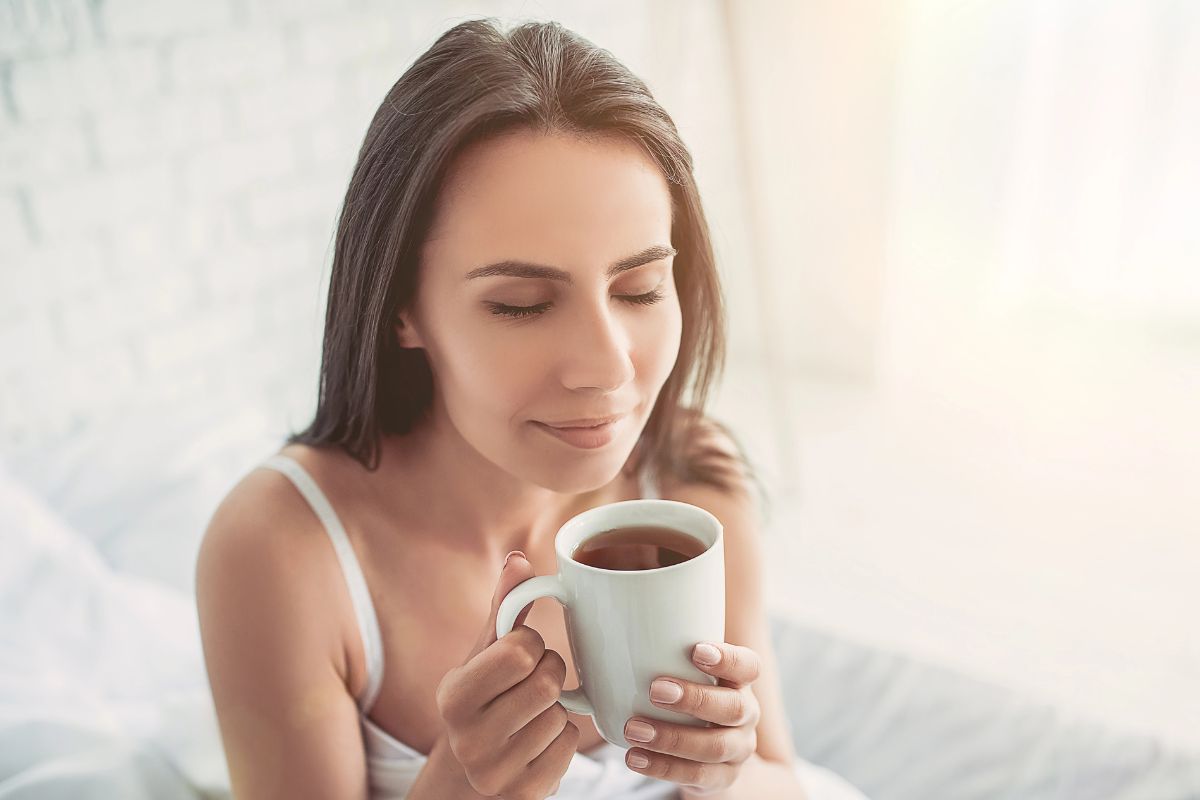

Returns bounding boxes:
[485,289,665,319]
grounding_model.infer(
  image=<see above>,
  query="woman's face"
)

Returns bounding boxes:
[396,130,682,493]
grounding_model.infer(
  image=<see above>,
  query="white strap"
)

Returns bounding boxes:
[261,454,385,712]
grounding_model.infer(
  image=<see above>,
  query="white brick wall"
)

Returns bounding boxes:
[0,0,752,590]
[168,29,288,90]
[11,45,162,121]
[0,1,422,568]
[101,0,235,41]
[1,0,428,466]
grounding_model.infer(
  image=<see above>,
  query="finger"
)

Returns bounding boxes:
[690,641,761,688]
[625,747,738,792]
[487,648,568,737]
[476,716,577,799]
[522,721,580,795]
[502,701,570,771]
[623,716,756,764]
[649,679,760,728]
[471,551,537,658]
[445,625,546,721]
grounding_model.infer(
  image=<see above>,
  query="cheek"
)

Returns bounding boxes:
[440,300,681,407]
[642,298,683,378]
[441,316,542,408]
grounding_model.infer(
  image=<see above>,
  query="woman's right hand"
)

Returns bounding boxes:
[434,551,580,800]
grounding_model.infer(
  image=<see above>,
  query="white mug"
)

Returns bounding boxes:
[496,498,725,748]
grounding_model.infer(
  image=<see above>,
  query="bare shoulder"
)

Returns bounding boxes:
[656,413,765,604]
[199,443,349,549]
[658,411,758,510]
[195,447,369,796]
[195,446,352,677]
[202,456,298,537]
[198,447,332,586]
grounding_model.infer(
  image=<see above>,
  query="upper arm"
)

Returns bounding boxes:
[661,416,797,765]
[195,470,368,799]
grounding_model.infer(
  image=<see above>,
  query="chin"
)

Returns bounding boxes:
[528,451,630,495]
[549,465,623,495]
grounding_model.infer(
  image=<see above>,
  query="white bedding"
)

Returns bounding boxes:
[770,616,1200,799]
[2,456,1197,799]
[0,458,228,799]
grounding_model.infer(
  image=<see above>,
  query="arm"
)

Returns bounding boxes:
[664,421,809,799]
[407,732,496,799]
[196,473,371,798]
[680,754,805,800]
[197,471,503,800]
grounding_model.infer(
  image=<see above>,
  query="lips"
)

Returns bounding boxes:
[537,413,627,429]
[531,415,624,449]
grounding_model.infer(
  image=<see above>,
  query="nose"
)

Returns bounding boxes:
[558,299,636,393]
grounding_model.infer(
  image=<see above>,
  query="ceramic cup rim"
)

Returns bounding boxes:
[554,498,723,576]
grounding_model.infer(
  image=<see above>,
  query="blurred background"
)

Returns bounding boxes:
[2,0,1198,795]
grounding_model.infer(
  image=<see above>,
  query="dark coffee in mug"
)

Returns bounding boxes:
[571,525,708,571]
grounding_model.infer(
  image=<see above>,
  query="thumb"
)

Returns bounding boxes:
[470,550,537,658]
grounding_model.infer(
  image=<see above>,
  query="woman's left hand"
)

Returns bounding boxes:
[623,641,761,794]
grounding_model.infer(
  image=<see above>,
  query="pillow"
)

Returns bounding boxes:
[0,458,229,797]
[6,396,284,594]
[769,616,1200,799]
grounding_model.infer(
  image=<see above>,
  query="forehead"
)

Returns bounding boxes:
[423,130,673,269]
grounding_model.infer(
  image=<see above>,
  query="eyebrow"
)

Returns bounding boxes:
[464,244,677,284]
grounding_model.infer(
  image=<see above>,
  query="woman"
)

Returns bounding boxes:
[197,17,869,800]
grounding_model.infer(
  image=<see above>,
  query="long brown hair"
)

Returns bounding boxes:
[287,18,765,508]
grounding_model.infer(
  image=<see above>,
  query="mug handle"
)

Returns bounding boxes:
[496,575,595,717]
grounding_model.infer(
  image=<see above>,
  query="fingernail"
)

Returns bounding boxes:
[504,550,526,566]
[628,751,650,769]
[693,642,721,665]
[625,719,656,743]
[650,678,683,704]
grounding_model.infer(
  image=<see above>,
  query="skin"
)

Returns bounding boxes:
[196,129,805,798]
[385,127,684,558]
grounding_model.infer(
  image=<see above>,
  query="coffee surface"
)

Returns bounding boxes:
[571,525,707,571]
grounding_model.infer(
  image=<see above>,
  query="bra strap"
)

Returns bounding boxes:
[261,454,385,712]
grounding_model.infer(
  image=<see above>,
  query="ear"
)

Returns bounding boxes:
[394,308,425,349]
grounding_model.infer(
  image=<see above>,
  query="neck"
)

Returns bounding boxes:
[370,408,621,560]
